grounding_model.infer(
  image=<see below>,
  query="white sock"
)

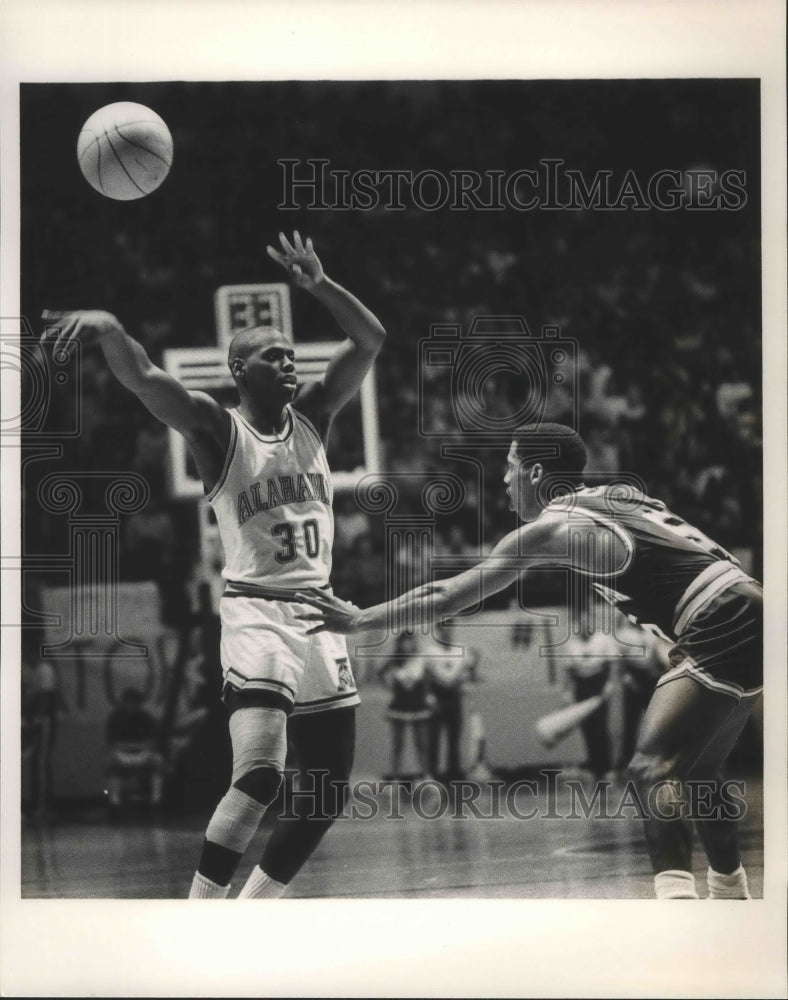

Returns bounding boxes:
[189,870,231,899]
[237,865,287,899]
[707,865,751,899]
[654,869,699,899]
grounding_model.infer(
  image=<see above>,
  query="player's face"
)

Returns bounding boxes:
[241,332,297,402]
[504,442,542,522]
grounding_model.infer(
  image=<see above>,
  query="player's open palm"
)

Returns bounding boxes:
[294,589,361,634]
[41,309,124,358]
[266,231,325,289]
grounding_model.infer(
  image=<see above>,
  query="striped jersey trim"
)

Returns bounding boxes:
[233,406,294,443]
[672,562,754,636]
[292,408,324,447]
[553,507,636,577]
[224,667,297,699]
[656,657,763,701]
[292,691,361,716]
[205,416,239,503]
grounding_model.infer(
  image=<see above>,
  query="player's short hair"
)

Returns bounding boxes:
[511,423,588,475]
[226,326,291,369]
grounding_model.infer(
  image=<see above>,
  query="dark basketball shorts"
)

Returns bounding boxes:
[659,580,763,701]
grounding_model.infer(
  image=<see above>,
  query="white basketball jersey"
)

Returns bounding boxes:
[207,406,334,589]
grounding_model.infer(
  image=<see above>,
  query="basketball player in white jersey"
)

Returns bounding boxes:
[42,231,386,899]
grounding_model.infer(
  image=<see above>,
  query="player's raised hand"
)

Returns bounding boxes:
[40,309,124,360]
[266,231,325,290]
[293,588,362,635]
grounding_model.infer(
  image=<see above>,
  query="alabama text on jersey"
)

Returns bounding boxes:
[207,406,334,589]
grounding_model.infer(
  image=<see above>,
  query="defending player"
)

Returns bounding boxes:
[42,231,386,899]
[296,423,763,900]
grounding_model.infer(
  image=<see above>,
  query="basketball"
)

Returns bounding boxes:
[77,102,173,201]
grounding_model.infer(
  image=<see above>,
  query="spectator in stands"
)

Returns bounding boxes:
[21,641,67,822]
[558,617,619,780]
[379,632,436,782]
[167,584,233,813]
[105,688,166,817]
[423,627,478,782]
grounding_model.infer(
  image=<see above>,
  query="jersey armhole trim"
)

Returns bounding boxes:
[205,414,238,503]
[292,407,325,448]
[564,508,636,576]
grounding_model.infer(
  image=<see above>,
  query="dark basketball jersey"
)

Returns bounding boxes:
[546,485,750,641]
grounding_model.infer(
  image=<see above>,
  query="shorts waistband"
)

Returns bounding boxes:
[672,562,754,637]
[223,581,331,602]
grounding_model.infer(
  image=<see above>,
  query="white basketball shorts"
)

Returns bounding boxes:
[219,583,360,716]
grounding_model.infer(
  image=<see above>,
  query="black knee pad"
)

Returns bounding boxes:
[234,765,283,806]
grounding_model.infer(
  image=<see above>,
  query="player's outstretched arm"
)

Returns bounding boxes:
[295,517,569,635]
[41,309,228,441]
[267,231,386,418]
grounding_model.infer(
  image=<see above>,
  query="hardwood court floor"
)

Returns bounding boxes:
[20,772,764,900]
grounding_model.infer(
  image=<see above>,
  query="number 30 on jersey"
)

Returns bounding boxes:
[271,520,320,563]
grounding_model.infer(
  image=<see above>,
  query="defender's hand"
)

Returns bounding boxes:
[41,309,124,359]
[294,589,362,635]
[266,231,325,290]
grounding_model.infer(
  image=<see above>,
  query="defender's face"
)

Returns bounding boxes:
[504,442,542,522]
[237,331,297,401]
[504,442,525,516]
